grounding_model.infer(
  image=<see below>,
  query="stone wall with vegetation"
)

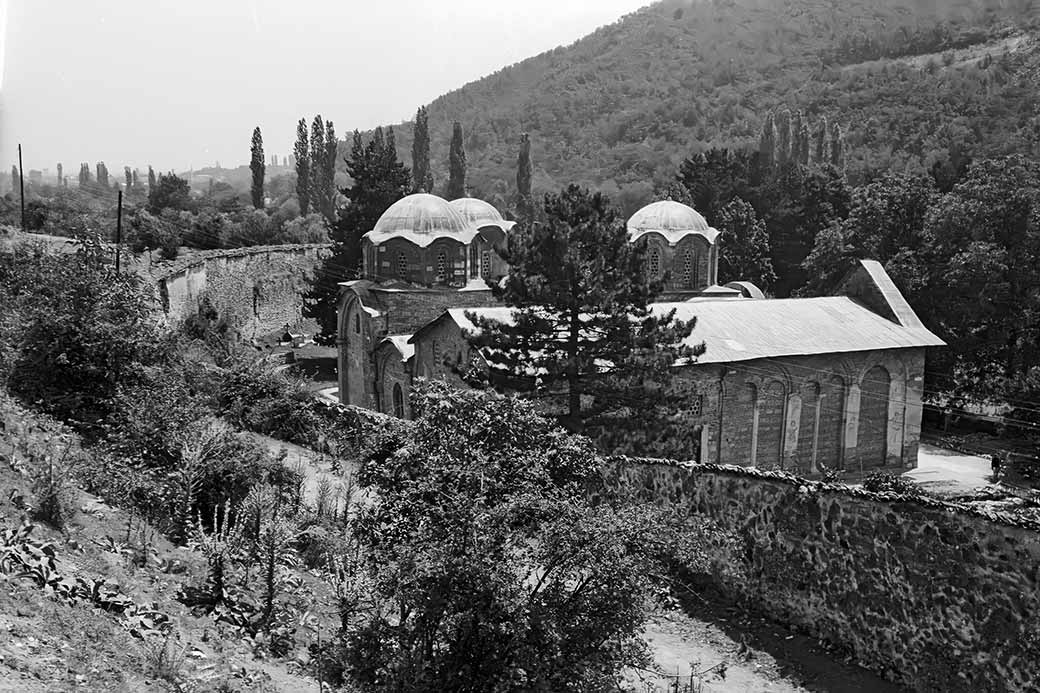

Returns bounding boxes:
[156,244,329,338]
[594,458,1040,692]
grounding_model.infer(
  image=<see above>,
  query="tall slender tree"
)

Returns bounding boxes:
[324,120,338,222]
[759,112,777,168]
[294,118,310,215]
[96,162,109,189]
[56,163,63,187]
[10,165,18,193]
[411,105,433,193]
[79,163,91,188]
[813,116,831,165]
[775,110,792,166]
[516,132,533,220]
[250,126,266,209]
[147,166,156,190]
[310,116,326,217]
[446,120,467,200]
[132,169,140,188]
[124,166,132,190]
[829,122,846,171]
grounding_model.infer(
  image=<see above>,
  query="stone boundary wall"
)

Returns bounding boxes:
[594,457,1040,692]
[156,244,330,338]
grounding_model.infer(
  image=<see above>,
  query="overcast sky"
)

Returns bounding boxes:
[1,0,648,174]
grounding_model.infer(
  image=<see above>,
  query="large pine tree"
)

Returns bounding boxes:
[294,118,310,215]
[250,126,265,209]
[446,121,467,200]
[467,185,702,455]
[411,106,433,193]
[305,127,411,341]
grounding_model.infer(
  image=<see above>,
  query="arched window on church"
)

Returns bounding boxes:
[396,252,408,278]
[392,383,404,418]
[681,251,694,287]
[436,250,447,283]
[480,251,491,278]
[649,248,661,278]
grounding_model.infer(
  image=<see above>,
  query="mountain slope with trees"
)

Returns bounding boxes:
[369,0,1040,213]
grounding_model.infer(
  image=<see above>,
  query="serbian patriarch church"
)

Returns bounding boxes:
[337,193,943,474]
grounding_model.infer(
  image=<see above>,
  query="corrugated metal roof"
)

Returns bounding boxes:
[441,296,944,364]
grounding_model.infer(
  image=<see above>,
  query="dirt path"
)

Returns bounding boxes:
[634,595,907,693]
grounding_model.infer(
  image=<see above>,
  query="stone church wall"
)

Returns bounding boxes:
[594,459,1040,692]
[157,244,329,338]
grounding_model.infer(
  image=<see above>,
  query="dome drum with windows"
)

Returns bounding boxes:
[627,200,721,293]
[361,193,515,288]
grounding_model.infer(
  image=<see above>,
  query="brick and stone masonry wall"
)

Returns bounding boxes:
[156,244,330,338]
[594,459,1040,692]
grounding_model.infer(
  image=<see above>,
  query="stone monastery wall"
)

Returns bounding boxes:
[156,244,329,338]
[594,459,1040,692]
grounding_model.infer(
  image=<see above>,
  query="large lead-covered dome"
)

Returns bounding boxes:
[449,197,515,232]
[364,193,477,248]
[627,200,719,246]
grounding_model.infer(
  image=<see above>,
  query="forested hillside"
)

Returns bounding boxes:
[371,0,1040,212]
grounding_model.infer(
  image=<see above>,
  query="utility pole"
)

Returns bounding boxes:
[115,189,123,271]
[17,144,25,232]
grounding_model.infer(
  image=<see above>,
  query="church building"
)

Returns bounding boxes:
[337,193,943,474]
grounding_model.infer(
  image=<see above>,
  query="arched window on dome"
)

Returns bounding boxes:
[681,250,694,287]
[392,383,404,419]
[480,251,491,278]
[436,250,447,283]
[648,248,661,278]
[396,252,408,278]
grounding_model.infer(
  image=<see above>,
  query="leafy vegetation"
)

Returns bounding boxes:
[371,0,1040,215]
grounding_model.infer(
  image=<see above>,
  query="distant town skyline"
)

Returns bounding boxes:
[0,0,648,174]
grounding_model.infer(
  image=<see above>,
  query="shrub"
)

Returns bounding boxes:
[862,470,924,496]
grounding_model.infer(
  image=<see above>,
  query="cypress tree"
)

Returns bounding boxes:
[516,132,533,220]
[324,120,338,222]
[447,120,467,200]
[124,166,132,190]
[56,163,63,187]
[790,111,804,163]
[79,163,91,188]
[830,122,845,171]
[11,165,18,192]
[96,162,109,189]
[250,126,266,209]
[813,116,830,165]
[310,116,326,217]
[798,120,811,166]
[147,166,156,190]
[759,112,777,168]
[132,169,140,188]
[294,118,310,215]
[775,110,792,166]
[411,105,433,193]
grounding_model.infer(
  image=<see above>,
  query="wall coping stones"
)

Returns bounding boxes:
[605,454,1040,533]
[153,243,331,281]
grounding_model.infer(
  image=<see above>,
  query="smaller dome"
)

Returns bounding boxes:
[450,197,516,232]
[365,193,476,248]
[627,200,719,246]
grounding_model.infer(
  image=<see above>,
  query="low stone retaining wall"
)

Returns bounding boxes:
[594,458,1040,692]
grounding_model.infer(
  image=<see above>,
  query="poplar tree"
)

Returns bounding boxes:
[775,110,792,166]
[132,169,140,188]
[147,166,157,190]
[11,165,18,192]
[56,163,63,187]
[124,166,132,190]
[516,132,533,220]
[310,116,326,217]
[411,105,433,193]
[324,120,338,222]
[797,120,811,166]
[294,118,310,215]
[759,112,777,168]
[830,122,846,171]
[467,185,701,454]
[96,162,109,189]
[250,126,266,209]
[813,116,830,165]
[446,120,467,200]
[790,111,804,164]
[80,163,92,188]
